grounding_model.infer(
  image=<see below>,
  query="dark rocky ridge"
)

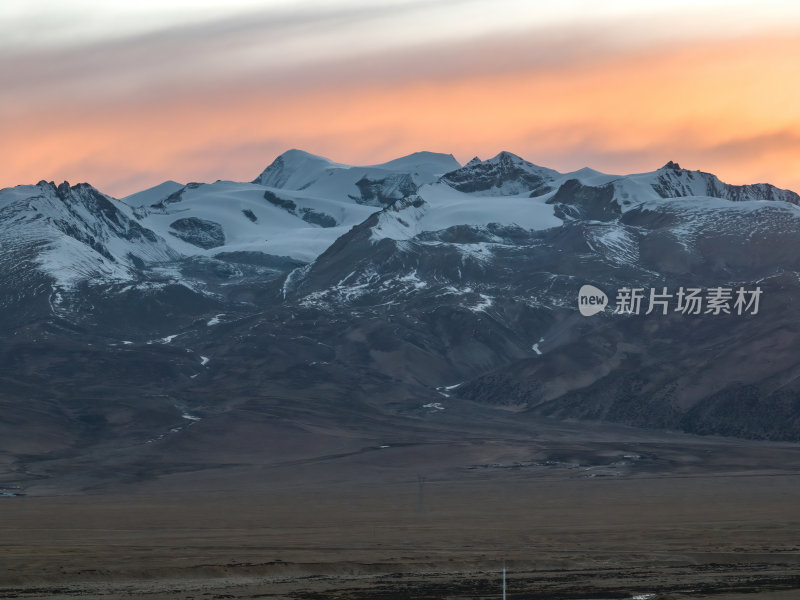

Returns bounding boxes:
[441,151,557,195]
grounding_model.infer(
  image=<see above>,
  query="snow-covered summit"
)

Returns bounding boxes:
[367,151,460,178]
[3,149,799,298]
[251,149,346,189]
[0,180,178,289]
[440,151,560,196]
[251,149,461,206]
[612,163,800,209]
[133,179,377,263]
[121,180,184,207]
[254,149,457,186]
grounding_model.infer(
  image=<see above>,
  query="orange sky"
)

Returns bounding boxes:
[2,2,800,197]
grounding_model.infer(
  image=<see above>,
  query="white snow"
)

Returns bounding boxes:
[396,270,428,290]
[587,224,639,265]
[639,194,795,213]
[254,149,459,192]
[134,180,377,263]
[470,293,494,312]
[200,356,210,366]
[300,266,381,306]
[5,152,799,296]
[371,182,563,243]
[282,264,311,299]
[532,343,542,355]
[564,166,621,187]
[181,413,201,421]
[0,182,178,290]
[457,242,497,264]
[423,402,445,410]
[207,314,224,326]
[253,149,349,188]
[120,180,184,207]
[368,151,460,183]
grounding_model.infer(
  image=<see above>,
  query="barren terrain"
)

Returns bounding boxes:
[1,413,799,599]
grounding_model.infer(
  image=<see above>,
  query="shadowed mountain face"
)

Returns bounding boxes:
[2,151,800,490]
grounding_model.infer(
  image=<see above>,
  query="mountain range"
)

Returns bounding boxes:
[2,148,800,492]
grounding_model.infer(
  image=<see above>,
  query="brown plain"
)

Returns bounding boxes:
[1,414,799,599]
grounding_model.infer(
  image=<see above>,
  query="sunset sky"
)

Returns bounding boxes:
[3,0,800,197]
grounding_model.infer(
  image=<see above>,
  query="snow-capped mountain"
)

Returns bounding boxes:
[252,149,460,202]
[440,150,561,196]
[121,180,184,207]
[4,151,796,299]
[0,180,179,290]
[0,151,462,300]
[288,156,800,306]
[3,149,800,490]
[129,179,378,263]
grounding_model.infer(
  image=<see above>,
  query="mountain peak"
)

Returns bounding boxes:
[488,150,526,164]
[661,160,682,171]
[440,151,559,195]
[370,151,460,175]
[278,148,337,163]
[252,149,343,188]
[121,180,185,207]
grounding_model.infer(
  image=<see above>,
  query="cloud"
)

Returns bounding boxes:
[5,1,799,109]
[2,4,800,196]
[702,130,800,164]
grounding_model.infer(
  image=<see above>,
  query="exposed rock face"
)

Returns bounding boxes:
[352,174,416,206]
[169,217,225,249]
[547,179,620,222]
[441,151,557,196]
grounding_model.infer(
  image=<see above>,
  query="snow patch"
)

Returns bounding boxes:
[458,242,496,264]
[301,267,380,306]
[588,224,639,265]
[470,294,494,312]
[371,182,562,243]
[395,269,428,290]
[283,264,311,299]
